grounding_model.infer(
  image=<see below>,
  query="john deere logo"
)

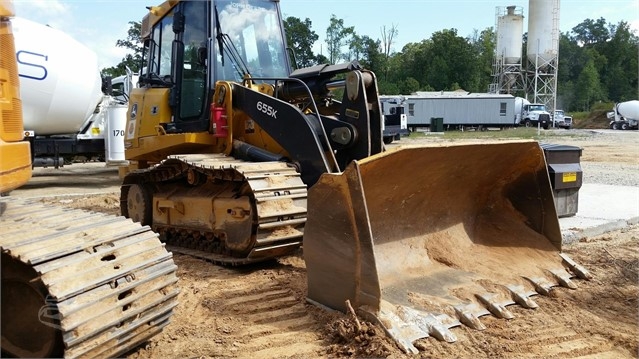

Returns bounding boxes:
[130,103,138,119]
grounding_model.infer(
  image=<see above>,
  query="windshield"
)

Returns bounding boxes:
[214,0,289,81]
[528,105,546,112]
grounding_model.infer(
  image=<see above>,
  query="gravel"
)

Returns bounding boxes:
[582,162,639,187]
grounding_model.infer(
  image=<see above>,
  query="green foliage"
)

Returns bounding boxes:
[284,17,319,68]
[590,101,615,111]
[105,13,637,109]
[575,58,605,111]
[399,77,420,94]
[377,80,400,95]
[101,21,142,77]
[325,15,354,64]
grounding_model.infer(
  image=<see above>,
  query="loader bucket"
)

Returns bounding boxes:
[304,140,590,353]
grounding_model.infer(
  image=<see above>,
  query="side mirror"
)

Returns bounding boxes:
[197,46,207,66]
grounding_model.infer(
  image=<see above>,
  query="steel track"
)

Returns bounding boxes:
[0,198,179,358]
[122,154,308,266]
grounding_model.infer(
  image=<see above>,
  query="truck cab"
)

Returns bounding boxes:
[520,103,551,129]
[553,110,573,129]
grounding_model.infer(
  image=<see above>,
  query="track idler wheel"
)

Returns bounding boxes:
[124,183,153,225]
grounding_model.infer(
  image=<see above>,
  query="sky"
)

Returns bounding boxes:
[12,0,639,70]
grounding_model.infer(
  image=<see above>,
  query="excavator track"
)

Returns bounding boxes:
[0,198,179,358]
[121,154,307,266]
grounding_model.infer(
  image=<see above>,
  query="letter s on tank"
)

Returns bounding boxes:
[17,50,48,81]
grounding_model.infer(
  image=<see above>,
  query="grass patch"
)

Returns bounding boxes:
[408,127,590,141]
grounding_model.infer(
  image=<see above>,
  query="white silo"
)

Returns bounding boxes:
[525,0,560,117]
[489,6,525,94]
[527,0,559,65]
[497,6,524,64]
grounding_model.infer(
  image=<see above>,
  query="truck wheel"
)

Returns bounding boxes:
[621,123,629,130]
[383,137,393,144]
[524,120,532,128]
[612,122,620,130]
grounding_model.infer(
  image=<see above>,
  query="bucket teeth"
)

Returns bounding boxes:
[429,322,457,343]
[506,285,539,309]
[377,306,424,354]
[524,276,555,296]
[476,293,515,320]
[454,304,487,330]
[560,253,593,280]
[374,304,460,354]
[396,306,458,343]
[550,269,578,289]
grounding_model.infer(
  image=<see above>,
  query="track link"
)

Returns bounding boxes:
[121,154,308,266]
[0,198,179,358]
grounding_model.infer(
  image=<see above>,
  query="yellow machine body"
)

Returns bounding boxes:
[0,0,31,193]
[120,0,591,352]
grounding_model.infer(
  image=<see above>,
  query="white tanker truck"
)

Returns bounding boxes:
[608,100,639,130]
[13,17,128,167]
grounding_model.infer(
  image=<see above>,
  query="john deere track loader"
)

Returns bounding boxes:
[121,0,590,352]
[0,2,178,357]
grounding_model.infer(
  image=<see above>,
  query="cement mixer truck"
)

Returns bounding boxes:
[13,17,128,168]
[608,100,639,130]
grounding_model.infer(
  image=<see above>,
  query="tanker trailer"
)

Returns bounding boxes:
[12,17,128,167]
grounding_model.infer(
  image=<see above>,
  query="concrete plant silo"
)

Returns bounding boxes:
[498,6,524,65]
[526,0,560,115]
[490,5,526,94]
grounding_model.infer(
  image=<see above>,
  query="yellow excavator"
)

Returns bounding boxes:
[121,0,591,353]
[0,2,178,357]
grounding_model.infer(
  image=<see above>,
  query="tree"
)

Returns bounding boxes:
[468,27,495,93]
[379,24,398,79]
[601,21,638,102]
[399,77,420,94]
[359,36,384,74]
[284,17,319,68]
[427,29,479,91]
[101,21,143,77]
[575,58,605,110]
[314,53,329,65]
[380,24,398,59]
[325,15,354,64]
[571,18,610,46]
[345,34,382,72]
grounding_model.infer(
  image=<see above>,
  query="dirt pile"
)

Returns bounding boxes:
[573,109,609,129]
[325,317,395,357]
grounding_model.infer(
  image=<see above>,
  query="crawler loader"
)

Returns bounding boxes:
[121,0,591,353]
[0,2,178,357]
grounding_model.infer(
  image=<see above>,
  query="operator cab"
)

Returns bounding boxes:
[139,0,291,132]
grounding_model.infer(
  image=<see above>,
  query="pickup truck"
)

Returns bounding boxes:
[553,110,573,129]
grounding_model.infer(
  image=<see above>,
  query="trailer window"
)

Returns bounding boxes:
[408,103,415,116]
[500,102,507,116]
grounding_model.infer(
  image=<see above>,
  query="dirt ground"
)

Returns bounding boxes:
[14,129,639,358]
